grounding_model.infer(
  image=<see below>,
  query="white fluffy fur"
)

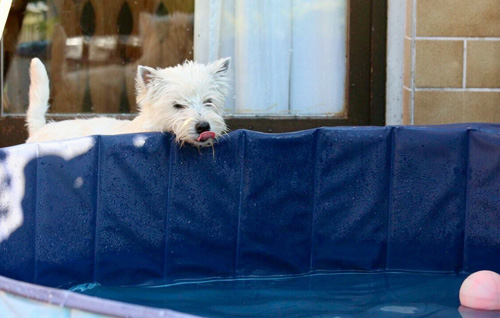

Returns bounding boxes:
[26,57,231,147]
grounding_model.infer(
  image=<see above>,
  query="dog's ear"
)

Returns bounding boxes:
[210,57,231,76]
[136,65,156,92]
[209,58,231,96]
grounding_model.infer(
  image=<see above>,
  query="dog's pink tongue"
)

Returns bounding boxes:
[197,131,216,142]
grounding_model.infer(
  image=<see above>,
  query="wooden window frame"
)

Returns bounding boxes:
[0,0,387,147]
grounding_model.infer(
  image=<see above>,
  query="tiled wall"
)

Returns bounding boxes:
[404,0,500,124]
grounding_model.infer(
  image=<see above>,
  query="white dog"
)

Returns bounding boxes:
[26,57,231,147]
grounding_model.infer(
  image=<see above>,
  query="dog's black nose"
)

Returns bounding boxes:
[195,121,211,134]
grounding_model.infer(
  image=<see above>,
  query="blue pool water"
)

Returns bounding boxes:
[71,272,470,318]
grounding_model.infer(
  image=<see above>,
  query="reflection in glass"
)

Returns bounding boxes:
[2,0,194,114]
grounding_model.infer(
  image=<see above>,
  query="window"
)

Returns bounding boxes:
[2,0,194,115]
[195,0,347,117]
[1,0,386,147]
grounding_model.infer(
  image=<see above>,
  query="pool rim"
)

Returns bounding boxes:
[0,274,197,318]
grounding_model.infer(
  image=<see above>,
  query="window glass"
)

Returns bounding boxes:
[2,0,194,114]
[2,0,347,117]
[195,0,347,116]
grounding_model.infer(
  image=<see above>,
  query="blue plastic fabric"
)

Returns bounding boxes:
[0,125,499,316]
[0,125,499,288]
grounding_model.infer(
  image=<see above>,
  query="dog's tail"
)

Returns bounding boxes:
[26,58,50,136]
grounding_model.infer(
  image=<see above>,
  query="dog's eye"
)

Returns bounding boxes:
[204,99,213,105]
[173,104,186,109]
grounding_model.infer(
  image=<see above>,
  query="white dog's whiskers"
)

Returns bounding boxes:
[210,144,216,158]
[25,57,232,149]
[174,117,195,143]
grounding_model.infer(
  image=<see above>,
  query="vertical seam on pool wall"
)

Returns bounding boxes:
[92,136,102,283]
[460,129,471,274]
[163,137,175,279]
[234,130,246,277]
[309,129,319,272]
[33,143,40,284]
[385,126,396,270]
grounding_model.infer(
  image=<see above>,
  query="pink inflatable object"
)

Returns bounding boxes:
[459,270,500,311]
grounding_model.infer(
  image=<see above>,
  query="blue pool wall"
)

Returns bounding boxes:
[0,125,499,288]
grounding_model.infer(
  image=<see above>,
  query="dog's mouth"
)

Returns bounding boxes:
[197,131,216,142]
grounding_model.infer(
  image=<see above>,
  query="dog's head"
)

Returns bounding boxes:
[135,58,231,147]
